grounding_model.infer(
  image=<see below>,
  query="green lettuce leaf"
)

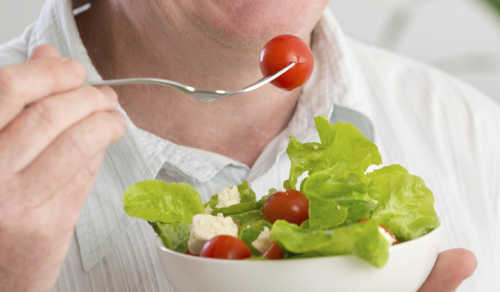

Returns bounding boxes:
[300,165,368,197]
[206,194,218,209]
[308,194,348,229]
[283,137,325,190]
[151,222,190,253]
[124,180,204,223]
[301,167,377,226]
[211,202,259,216]
[334,192,378,224]
[231,210,265,226]
[271,219,390,268]
[239,220,272,254]
[285,117,382,189]
[367,165,440,241]
[237,181,257,202]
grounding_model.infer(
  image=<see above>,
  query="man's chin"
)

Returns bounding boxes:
[202,26,301,51]
[189,1,324,50]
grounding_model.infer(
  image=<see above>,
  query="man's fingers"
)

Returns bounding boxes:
[18,111,125,208]
[0,57,86,129]
[418,248,477,292]
[58,151,106,221]
[30,45,61,60]
[0,86,119,172]
[42,151,106,235]
[0,151,107,292]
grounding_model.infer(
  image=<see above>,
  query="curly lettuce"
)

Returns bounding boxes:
[284,116,382,190]
[124,180,204,223]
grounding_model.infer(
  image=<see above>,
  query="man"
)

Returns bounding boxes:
[0,0,496,291]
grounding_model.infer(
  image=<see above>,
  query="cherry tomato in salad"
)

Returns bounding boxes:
[263,242,285,260]
[200,235,251,260]
[261,189,309,225]
[259,34,314,90]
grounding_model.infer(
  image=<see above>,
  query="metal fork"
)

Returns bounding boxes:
[88,62,296,102]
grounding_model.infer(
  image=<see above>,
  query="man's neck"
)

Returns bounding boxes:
[76,0,306,167]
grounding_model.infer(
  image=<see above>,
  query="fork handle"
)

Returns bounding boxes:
[88,78,195,94]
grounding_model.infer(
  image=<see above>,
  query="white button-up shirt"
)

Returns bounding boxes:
[1,0,498,291]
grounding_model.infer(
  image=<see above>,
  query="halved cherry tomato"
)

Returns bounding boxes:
[263,242,285,260]
[261,189,309,225]
[260,34,314,90]
[185,250,195,256]
[200,235,251,260]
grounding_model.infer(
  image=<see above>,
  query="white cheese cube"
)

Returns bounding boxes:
[188,213,238,255]
[215,186,241,209]
[251,227,272,254]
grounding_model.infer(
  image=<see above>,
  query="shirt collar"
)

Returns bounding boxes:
[130,122,248,183]
[28,0,376,271]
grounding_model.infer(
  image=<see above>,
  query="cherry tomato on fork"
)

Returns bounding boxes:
[200,235,251,260]
[260,34,314,90]
[261,190,309,225]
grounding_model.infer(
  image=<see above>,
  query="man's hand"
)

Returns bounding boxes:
[419,248,477,292]
[0,45,125,292]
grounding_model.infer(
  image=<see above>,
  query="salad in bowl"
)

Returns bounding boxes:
[123,116,440,269]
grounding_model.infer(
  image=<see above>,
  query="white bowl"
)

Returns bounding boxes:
[157,226,443,292]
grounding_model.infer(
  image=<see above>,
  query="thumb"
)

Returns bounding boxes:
[418,248,477,292]
[30,45,61,60]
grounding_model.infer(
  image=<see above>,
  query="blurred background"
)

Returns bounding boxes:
[1,0,499,102]
[332,0,500,102]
